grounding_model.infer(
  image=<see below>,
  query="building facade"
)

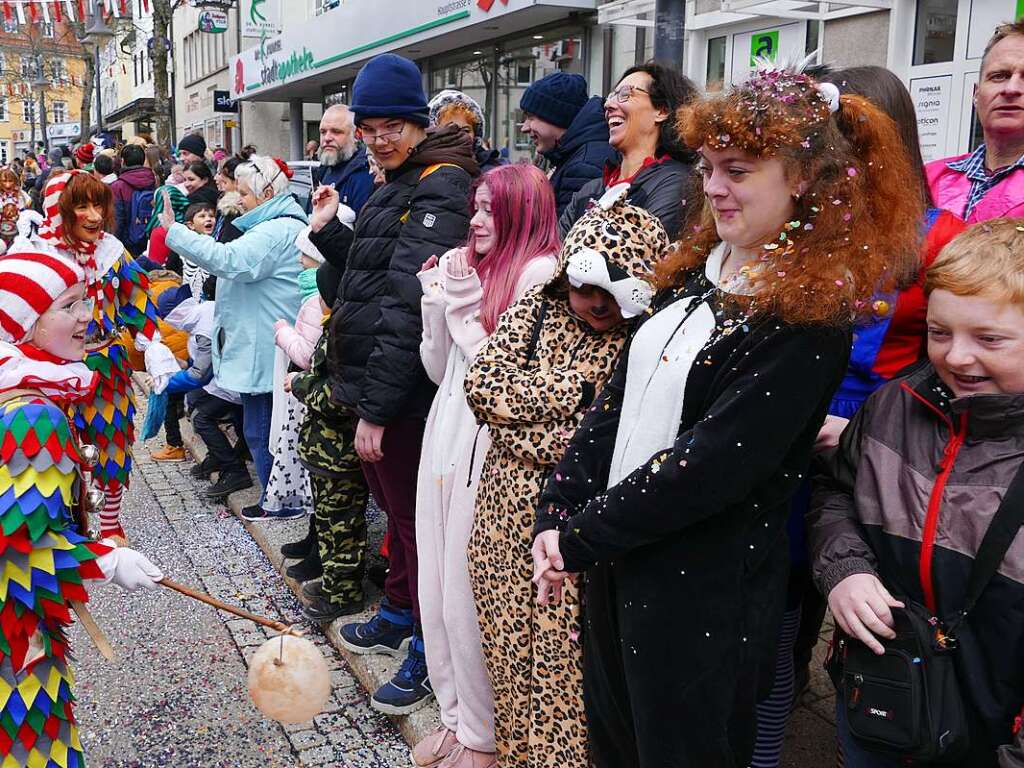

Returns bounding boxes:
[0,15,86,162]
[222,0,1017,163]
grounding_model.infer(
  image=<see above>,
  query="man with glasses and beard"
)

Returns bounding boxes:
[312,104,374,215]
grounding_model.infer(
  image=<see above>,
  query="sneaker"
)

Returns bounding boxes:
[412,727,458,768]
[151,445,186,462]
[371,637,433,716]
[338,601,413,657]
[285,552,323,583]
[281,517,317,559]
[190,456,220,480]
[240,505,304,521]
[302,593,365,623]
[301,580,323,601]
[204,471,253,500]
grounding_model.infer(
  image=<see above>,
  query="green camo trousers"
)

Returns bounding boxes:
[311,469,368,605]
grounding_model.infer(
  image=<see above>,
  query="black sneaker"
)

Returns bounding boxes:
[338,600,413,656]
[302,593,365,623]
[301,580,323,600]
[190,456,220,480]
[241,505,304,522]
[205,471,253,500]
[370,635,433,715]
[285,552,323,583]
[281,517,316,559]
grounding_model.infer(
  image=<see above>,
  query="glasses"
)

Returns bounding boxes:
[56,297,95,320]
[605,84,650,104]
[358,122,407,144]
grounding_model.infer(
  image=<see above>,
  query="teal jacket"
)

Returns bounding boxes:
[165,193,307,394]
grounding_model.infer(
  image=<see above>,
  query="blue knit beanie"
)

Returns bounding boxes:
[351,54,430,127]
[519,72,589,129]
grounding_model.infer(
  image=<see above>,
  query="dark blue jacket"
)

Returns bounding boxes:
[313,144,374,214]
[543,96,618,216]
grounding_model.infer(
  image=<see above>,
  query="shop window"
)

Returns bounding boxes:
[805,21,820,57]
[706,36,726,88]
[516,63,532,85]
[913,0,958,65]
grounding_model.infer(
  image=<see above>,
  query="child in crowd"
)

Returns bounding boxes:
[285,256,372,626]
[261,232,323,544]
[149,203,216,463]
[412,164,560,768]
[462,186,668,768]
[810,218,1024,768]
[0,167,31,250]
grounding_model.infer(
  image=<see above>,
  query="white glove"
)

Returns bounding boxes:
[94,544,164,592]
[143,340,180,394]
[16,209,43,238]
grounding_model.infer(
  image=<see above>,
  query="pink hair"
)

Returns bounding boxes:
[466,164,561,334]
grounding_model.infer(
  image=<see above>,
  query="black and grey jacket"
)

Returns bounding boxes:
[558,156,692,240]
[310,125,479,426]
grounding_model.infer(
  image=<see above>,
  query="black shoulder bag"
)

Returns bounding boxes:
[832,464,1024,763]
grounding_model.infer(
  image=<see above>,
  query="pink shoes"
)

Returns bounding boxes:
[438,744,497,768]
[413,727,459,767]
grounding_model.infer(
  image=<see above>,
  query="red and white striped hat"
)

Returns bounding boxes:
[0,250,85,344]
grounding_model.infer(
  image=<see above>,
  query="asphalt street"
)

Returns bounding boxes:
[70,445,413,768]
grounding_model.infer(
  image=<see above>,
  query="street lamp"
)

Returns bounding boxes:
[30,63,49,152]
[84,14,115,135]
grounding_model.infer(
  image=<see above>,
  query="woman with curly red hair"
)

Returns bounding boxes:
[529,63,925,767]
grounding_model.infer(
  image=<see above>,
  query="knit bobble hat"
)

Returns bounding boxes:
[178,133,207,158]
[429,89,486,137]
[74,143,95,166]
[520,72,589,129]
[351,54,430,127]
[0,250,85,343]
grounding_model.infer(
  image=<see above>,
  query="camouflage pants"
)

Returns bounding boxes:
[310,468,368,606]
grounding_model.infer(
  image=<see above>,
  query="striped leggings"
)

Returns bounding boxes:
[750,605,802,768]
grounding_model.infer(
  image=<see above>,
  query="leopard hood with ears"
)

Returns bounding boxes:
[551,183,668,317]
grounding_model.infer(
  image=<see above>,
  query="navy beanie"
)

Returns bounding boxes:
[178,133,207,158]
[519,72,589,129]
[351,54,430,127]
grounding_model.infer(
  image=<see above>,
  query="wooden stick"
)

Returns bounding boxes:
[70,600,116,661]
[159,578,304,637]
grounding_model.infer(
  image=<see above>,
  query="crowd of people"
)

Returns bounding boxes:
[1,15,1024,768]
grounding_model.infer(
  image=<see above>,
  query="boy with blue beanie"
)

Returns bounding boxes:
[519,71,617,215]
[305,52,480,717]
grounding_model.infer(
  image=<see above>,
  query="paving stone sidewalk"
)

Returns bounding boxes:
[71,420,413,767]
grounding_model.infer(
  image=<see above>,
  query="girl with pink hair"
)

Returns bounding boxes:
[413,164,560,768]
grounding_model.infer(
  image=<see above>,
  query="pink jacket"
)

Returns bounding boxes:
[274,294,324,371]
[926,153,1024,223]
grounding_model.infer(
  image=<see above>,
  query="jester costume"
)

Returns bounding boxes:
[18,172,174,539]
[0,349,110,768]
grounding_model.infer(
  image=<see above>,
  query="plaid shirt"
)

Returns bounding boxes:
[947,143,1024,219]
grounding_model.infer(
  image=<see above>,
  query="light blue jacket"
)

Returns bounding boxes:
[165,193,307,394]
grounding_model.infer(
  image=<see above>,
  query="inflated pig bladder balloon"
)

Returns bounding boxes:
[248,634,331,723]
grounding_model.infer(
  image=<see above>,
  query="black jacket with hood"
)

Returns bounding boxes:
[309,124,479,426]
[543,96,618,216]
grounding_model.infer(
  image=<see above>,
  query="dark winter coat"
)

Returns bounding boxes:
[313,143,374,214]
[534,252,849,766]
[558,157,692,240]
[542,96,618,216]
[809,363,1024,767]
[309,124,478,426]
[475,141,506,174]
[110,166,157,252]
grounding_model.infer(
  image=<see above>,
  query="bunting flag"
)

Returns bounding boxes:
[1,3,9,22]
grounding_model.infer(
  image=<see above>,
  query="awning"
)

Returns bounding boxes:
[230,0,597,103]
[103,97,156,128]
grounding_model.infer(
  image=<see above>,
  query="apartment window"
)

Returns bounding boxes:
[0,53,5,75]
[0,98,7,122]
[20,56,35,78]
[51,101,67,122]
[2,18,17,34]
[39,21,54,37]
[133,53,139,86]
[0,142,8,165]
[22,99,35,122]
[51,60,67,84]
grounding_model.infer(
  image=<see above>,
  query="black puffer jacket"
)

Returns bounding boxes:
[558,157,692,240]
[310,125,478,426]
[543,96,619,216]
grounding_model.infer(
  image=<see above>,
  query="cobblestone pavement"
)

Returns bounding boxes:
[71,446,414,768]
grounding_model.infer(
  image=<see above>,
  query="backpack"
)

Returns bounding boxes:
[127,188,155,249]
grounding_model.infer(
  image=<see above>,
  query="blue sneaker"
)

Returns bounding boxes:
[371,634,434,716]
[338,600,413,657]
